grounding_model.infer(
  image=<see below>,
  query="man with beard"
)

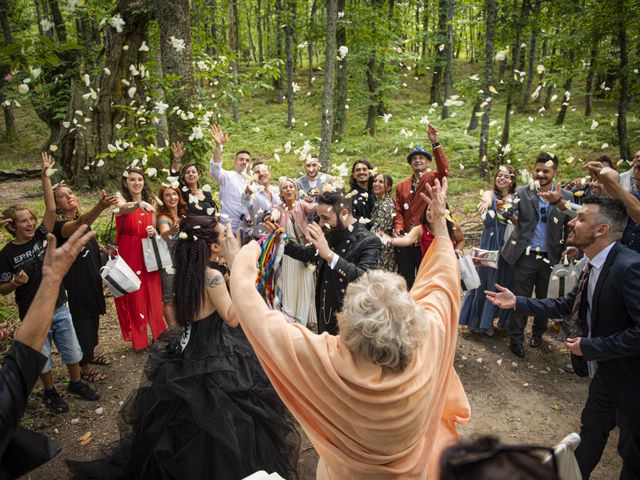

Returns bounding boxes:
[486,196,640,480]
[284,191,382,334]
[500,152,575,358]
[394,124,449,289]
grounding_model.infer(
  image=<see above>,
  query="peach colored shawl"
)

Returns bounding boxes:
[231,236,470,479]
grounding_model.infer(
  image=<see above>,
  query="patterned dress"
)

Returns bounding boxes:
[369,195,397,272]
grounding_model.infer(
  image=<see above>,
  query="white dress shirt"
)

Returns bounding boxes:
[585,241,616,376]
[210,158,250,232]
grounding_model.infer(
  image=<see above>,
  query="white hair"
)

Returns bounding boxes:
[339,270,427,372]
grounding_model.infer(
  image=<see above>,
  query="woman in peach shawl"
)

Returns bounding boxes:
[230,178,470,479]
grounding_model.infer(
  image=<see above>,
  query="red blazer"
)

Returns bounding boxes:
[394,145,449,232]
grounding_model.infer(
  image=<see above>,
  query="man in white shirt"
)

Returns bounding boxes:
[209,124,252,236]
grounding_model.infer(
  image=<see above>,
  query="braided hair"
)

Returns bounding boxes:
[173,215,222,327]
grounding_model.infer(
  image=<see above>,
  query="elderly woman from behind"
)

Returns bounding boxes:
[231,178,470,479]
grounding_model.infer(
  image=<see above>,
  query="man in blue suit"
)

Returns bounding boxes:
[486,196,640,479]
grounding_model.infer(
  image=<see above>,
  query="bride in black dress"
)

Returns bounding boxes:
[68,215,299,479]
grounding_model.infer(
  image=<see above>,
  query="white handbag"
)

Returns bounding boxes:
[457,251,481,291]
[100,255,141,298]
[547,257,577,299]
[141,235,173,272]
[471,247,499,269]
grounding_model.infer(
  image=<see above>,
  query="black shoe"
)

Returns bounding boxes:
[529,336,543,348]
[563,363,574,374]
[42,391,69,414]
[510,343,525,358]
[68,381,100,401]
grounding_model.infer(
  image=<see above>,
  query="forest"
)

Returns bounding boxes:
[0,0,638,190]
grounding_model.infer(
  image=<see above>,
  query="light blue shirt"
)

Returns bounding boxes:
[529,195,549,252]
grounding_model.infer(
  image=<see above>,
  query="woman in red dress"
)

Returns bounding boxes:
[114,166,166,350]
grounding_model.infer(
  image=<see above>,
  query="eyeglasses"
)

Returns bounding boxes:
[540,206,548,223]
[444,443,558,477]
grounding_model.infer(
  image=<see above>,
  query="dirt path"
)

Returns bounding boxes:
[17,307,621,480]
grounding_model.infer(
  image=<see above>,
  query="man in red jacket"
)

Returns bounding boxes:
[394,124,449,288]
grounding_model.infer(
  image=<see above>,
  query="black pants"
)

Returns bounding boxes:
[575,372,640,479]
[508,253,551,346]
[71,312,100,366]
[395,246,422,290]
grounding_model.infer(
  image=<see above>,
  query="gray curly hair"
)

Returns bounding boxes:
[338,270,427,372]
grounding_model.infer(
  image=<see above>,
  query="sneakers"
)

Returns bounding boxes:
[42,390,69,414]
[68,380,100,401]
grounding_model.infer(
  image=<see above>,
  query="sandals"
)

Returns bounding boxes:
[89,354,112,366]
[81,370,107,383]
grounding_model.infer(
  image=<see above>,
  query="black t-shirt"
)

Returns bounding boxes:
[0,224,66,319]
[184,190,218,216]
[53,221,106,317]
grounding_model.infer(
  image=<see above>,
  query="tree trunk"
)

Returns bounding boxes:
[617,13,631,161]
[478,0,496,178]
[307,0,317,86]
[156,0,196,142]
[319,0,338,171]
[274,0,284,102]
[497,0,527,162]
[0,0,17,139]
[429,0,447,105]
[333,0,347,139]
[555,49,575,126]
[365,0,385,136]
[228,0,240,122]
[57,0,154,187]
[584,42,598,116]
[284,0,295,127]
[441,0,454,120]
[246,4,257,63]
[48,0,66,43]
[521,0,540,106]
[257,0,263,64]
[420,0,428,68]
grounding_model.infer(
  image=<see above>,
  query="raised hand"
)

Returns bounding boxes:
[98,190,119,209]
[427,123,440,144]
[484,284,516,310]
[171,142,185,162]
[421,177,448,226]
[40,151,54,171]
[210,124,229,146]
[219,223,242,269]
[139,201,156,213]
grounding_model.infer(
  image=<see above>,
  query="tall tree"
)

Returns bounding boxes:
[257,0,263,64]
[521,0,541,106]
[228,0,240,121]
[497,0,528,162]
[284,0,295,127]
[478,0,496,179]
[319,0,338,171]
[58,0,154,186]
[441,0,454,119]
[584,42,598,116]
[333,0,347,139]
[0,0,17,139]
[274,0,284,102]
[616,5,631,161]
[307,0,317,86]
[554,48,574,126]
[430,0,448,105]
[156,0,196,141]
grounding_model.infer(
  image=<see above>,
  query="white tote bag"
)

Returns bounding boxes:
[547,258,577,299]
[141,235,173,272]
[457,252,481,291]
[100,255,141,298]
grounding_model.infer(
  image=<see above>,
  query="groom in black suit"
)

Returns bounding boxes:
[487,196,640,479]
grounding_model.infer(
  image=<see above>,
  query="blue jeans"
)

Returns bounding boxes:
[40,305,83,374]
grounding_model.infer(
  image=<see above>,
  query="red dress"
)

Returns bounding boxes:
[114,209,165,349]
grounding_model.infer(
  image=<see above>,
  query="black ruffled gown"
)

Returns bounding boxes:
[67,312,300,479]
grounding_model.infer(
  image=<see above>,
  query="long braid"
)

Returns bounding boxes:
[173,216,220,327]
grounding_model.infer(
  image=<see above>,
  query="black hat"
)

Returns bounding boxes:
[407,145,432,164]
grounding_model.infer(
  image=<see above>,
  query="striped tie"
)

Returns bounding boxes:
[562,264,592,339]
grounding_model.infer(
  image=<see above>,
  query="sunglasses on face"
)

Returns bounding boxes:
[540,206,548,223]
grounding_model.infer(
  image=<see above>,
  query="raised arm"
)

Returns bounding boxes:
[209,124,229,182]
[40,152,57,233]
[588,162,640,223]
[428,124,449,180]
[59,191,118,238]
